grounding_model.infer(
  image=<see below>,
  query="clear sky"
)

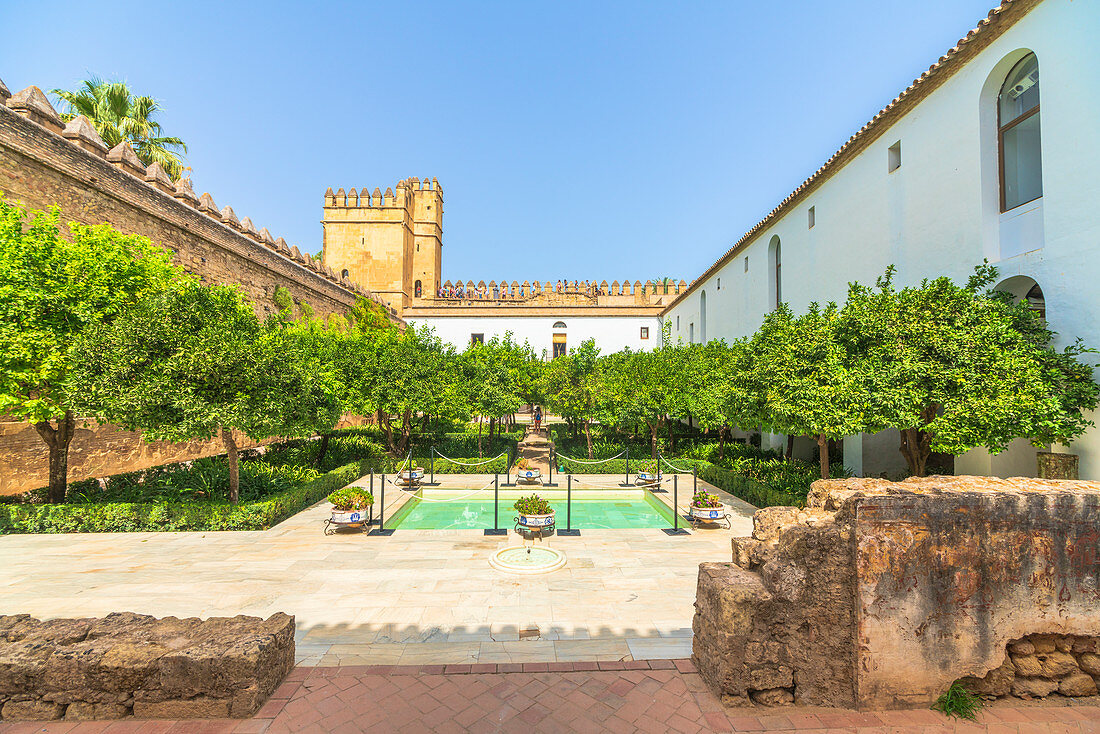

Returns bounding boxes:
[3,0,998,284]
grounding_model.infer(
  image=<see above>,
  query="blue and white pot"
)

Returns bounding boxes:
[330,508,368,526]
[517,469,542,482]
[398,468,425,482]
[689,505,728,521]
[635,472,658,485]
[517,512,555,528]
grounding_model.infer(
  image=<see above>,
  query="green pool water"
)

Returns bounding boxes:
[388,491,674,530]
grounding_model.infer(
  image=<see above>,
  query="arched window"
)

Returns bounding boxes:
[699,290,707,343]
[552,321,567,329]
[767,236,782,310]
[999,53,1042,211]
[341,268,349,280]
[414,280,422,298]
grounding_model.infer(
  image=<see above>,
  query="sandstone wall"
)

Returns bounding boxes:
[0,612,294,721]
[0,415,373,496]
[692,475,1100,710]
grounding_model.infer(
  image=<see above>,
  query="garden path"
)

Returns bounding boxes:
[0,473,755,667]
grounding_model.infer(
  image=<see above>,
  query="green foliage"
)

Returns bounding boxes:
[272,286,293,312]
[0,461,364,534]
[842,264,1099,475]
[513,494,552,515]
[0,197,181,502]
[691,490,722,508]
[539,339,602,457]
[747,302,873,479]
[51,77,188,180]
[932,682,982,721]
[327,486,374,510]
[0,198,179,424]
[68,279,341,501]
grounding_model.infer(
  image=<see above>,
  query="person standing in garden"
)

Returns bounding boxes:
[533,405,543,434]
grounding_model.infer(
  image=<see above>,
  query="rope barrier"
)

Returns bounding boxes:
[555,450,626,465]
[395,480,498,502]
[568,477,635,488]
[396,479,495,501]
[432,451,507,467]
[658,455,693,473]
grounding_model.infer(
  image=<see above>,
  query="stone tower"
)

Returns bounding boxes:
[321,177,443,310]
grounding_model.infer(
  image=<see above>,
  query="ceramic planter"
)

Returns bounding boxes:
[329,508,369,526]
[517,511,555,528]
[516,468,542,483]
[690,505,727,521]
[635,472,658,485]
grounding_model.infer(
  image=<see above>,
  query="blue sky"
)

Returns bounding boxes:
[3,1,997,283]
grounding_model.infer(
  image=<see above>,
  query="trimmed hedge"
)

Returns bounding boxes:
[693,461,805,509]
[0,461,367,534]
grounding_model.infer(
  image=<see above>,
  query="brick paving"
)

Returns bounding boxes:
[1,661,1097,733]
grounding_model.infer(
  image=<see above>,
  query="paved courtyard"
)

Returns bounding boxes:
[0,474,753,666]
[0,663,1095,733]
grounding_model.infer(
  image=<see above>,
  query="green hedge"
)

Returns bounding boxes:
[693,461,804,509]
[0,461,367,534]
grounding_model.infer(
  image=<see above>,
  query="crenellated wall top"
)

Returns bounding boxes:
[0,81,400,321]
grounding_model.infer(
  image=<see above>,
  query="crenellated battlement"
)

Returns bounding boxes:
[0,80,401,322]
[427,278,686,308]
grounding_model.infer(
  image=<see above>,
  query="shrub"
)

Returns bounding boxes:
[327,486,374,510]
[513,494,552,515]
[691,490,722,508]
[0,461,366,534]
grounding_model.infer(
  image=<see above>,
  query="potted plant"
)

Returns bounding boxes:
[514,493,555,528]
[689,490,729,527]
[397,464,425,486]
[515,457,542,483]
[634,462,659,486]
[326,486,375,531]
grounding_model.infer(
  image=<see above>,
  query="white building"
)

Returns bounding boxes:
[662,0,1100,479]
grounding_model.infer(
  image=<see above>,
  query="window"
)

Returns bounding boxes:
[689,323,695,343]
[552,332,567,358]
[699,290,707,343]
[808,206,816,228]
[471,333,484,345]
[768,236,782,310]
[414,279,422,297]
[640,326,649,340]
[676,315,680,330]
[552,321,567,329]
[744,257,748,273]
[999,53,1042,211]
[888,141,901,173]
[717,277,721,291]
[341,269,349,279]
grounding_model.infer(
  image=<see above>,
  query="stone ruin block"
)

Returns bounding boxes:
[692,476,1100,710]
[0,611,294,722]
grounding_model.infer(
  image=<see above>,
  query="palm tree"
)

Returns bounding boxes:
[52,77,188,180]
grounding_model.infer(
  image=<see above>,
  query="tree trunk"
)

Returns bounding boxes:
[34,411,76,504]
[666,420,676,454]
[645,420,659,461]
[477,418,483,458]
[898,404,937,477]
[717,424,728,462]
[315,432,331,469]
[584,420,594,459]
[377,409,395,452]
[222,428,240,503]
[398,409,412,455]
[816,434,830,480]
[786,434,795,461]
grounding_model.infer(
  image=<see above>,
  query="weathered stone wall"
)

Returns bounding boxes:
[0,415,373,496]
[0,612,294,721]
[692,476,1100,710]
